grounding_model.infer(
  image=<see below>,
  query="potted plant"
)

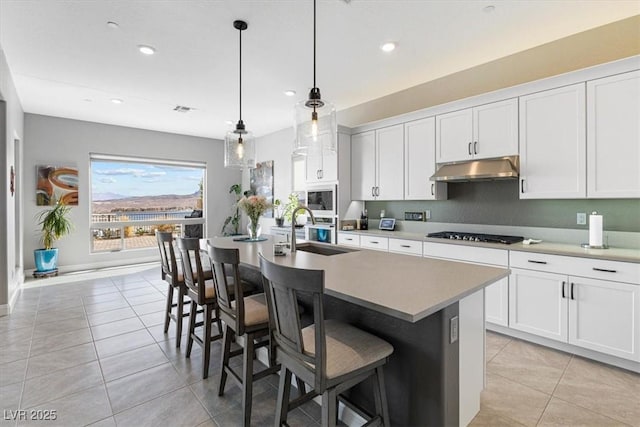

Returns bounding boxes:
[274,199,284,227]
[221,184,244,236]
[34,198,73,273]
[282,193,306,225]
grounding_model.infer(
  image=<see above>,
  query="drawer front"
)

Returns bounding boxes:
[510,251,639,284]
[423,242,508,266]
[360,235,389,251]
[389,238,423,256]
[337,234,360,247]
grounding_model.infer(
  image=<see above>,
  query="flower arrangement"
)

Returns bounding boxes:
[237,195,270,239]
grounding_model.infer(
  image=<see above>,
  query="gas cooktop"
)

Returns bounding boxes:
[427,231,524,245]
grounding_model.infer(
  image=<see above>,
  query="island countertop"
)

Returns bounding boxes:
[208,236,509,323]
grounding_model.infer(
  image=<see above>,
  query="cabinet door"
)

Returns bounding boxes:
[404,117,446,200]
[568,276,640,362]
[587,70,640,198]
[473,98,518,159]
[519,84,586,199]
[436,108,473,163]
[305,153,323,183]
[376,124,404,200]
[485,277,509,327]
[351,131,376,200]
[509,268,568,342]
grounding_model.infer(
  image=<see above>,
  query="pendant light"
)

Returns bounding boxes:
[293,0,337,156]
[225,20,256,169]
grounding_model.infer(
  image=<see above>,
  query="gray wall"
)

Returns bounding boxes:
[0,46,25,310]
[366,180,640,232]
[24,114,241,271]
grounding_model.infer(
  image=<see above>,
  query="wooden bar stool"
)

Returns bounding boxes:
[259,254,394,427]
[176,237,221,379]
[156,231,191,348]
[207,244,280,427]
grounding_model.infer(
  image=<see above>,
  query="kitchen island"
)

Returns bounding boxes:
[208,236,509,426]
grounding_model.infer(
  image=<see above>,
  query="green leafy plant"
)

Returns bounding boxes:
[221,184,244,236]
[282,193,303,224]
[37,199,73,249]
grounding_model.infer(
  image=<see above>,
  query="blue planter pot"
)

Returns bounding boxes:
[34,248,59,272]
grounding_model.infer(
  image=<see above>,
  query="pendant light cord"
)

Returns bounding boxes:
[239,25,242,122]
[313,0,316,90]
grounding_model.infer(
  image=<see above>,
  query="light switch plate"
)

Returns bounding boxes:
[450,316,459,344]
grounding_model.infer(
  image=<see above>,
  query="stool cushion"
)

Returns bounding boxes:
[243,293,269,327]
[302,319,393,379]
[204,284,215,299]
[177,268,213,283]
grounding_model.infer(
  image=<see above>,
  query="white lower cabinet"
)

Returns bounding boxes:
[337,233,360,247]
[360,235,389,251]
[388,238,422,256]
[509,251,640,362]
[568,276,640,361]
[484,277,509,327]
[509,268,568,342]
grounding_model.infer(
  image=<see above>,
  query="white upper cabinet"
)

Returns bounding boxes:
[587,70,640,198]
[305,147,338,184]
[351,125,404,200]
[436,98,518,163]
[519,83,586,199]
[351,131,376,200]
[404,117,446,200]
[376,124,405,200]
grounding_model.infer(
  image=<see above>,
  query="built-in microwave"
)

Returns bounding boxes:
[306,184,337,218]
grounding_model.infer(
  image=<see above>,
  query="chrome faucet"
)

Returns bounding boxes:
[291,206,316,252]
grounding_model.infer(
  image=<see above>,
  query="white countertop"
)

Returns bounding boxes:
[340,229,640,263]
[208,236,509,323]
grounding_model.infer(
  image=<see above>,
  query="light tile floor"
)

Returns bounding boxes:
[2,266,639,426]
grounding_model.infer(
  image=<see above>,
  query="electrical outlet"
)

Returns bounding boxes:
[577,212,587,225]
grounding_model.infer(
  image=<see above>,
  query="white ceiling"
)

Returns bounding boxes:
[1,1,638,140]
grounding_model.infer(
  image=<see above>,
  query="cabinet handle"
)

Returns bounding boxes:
[372,187,375,197]
[376,187,380,197]
[468,142,472,155]
[592,267,617,273]
[527,260,547,264]
[474,141,478,155]
[400,245,411,248]
[561,281,566,299]
[431,183,435,196]
[371,241,379,244]
[521,179,525,193]
[345,238,353,241]
[570,282,575,300]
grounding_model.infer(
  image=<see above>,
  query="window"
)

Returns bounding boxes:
[90,154,206,252]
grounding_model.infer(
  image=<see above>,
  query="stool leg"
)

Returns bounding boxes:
[295,377,306,397]
[176,285,186,347]
[163,283,173,333]
[242,333,255,427]
[218,324,232,396]
[186,300,197,358]
[321,388,338,427]
[276,368,292,427]
[202,303,213,379]
[374,365,390,427]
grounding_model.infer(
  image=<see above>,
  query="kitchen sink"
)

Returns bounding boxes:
[295,243,358,256]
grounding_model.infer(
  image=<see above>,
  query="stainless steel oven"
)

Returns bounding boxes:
[306,184,337,218]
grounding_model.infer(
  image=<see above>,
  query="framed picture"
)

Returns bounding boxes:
[37,165,78,206]
[250,160,274,217]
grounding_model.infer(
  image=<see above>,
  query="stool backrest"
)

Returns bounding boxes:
[207,244,246,334]
[176,237,208,305]
[259,254,326,388]
[156,231,178,284]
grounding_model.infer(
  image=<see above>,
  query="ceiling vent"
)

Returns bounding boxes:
[173,105,193,113]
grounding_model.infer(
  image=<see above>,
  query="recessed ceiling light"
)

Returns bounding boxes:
[284,90,296,97]
[111,98,123,104]
[381,42,396,53]
[138,45,156,55]
[106,21,120,29]
[483,5,496,13]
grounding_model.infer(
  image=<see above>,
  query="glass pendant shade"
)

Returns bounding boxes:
[293,97,337,156]
[224,127,255,169]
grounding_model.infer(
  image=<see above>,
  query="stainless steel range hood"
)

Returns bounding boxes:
[430,156,519,182]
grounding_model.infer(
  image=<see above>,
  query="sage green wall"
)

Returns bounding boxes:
[365,181,640,232]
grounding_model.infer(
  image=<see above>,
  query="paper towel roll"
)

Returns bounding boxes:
[589,213,603,247]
